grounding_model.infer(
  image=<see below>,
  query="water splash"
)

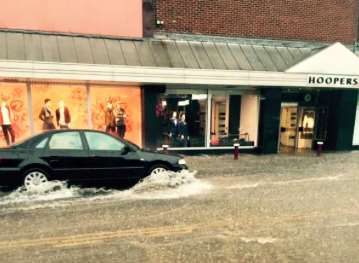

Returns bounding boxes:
[0,170,211,211]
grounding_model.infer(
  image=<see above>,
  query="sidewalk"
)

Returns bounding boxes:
[186,151,359,178]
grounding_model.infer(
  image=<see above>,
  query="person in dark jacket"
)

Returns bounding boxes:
[39,98,55,130]
[55,100,71,129]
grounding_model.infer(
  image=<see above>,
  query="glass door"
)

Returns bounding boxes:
[296,107,316,150]
[279,104,298,152]
[210,95,229,146]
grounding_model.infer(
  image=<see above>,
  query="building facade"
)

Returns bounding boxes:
[154,0,359,43]
[0,0,358,154]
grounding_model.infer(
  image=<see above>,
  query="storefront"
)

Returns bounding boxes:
[0,31,359,154]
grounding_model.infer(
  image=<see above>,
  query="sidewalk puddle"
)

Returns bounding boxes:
[240,237,279,244]
[228,175,350,189]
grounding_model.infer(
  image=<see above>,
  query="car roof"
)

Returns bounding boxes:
[41,129,107,135]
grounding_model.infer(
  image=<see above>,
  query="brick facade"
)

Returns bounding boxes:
[154,0,359,43]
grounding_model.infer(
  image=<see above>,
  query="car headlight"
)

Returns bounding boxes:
[178,159,186,165]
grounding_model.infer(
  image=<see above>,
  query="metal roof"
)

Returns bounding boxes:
[0,31,317,72]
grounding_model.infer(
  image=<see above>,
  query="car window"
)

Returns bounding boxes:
[49,132,83,150]
[85,132,125,151]
[35,137,49,149]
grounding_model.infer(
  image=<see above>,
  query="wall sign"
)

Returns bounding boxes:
[308,75,359,88]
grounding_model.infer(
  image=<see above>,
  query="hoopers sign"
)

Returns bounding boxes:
[308,75,359,88]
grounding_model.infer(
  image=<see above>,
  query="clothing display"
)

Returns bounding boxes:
[0,103,15,145]
[56,105,71,129]
[39,105,55,130]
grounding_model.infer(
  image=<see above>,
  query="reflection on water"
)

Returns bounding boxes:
[0,170,211,211]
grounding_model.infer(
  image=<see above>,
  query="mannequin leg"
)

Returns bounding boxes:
[8,125,15,143]
[1,125,10,145]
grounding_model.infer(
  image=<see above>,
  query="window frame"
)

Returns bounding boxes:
[83,131,127,152]
[35,137,49,149]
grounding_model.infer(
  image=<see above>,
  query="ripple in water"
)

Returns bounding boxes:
[0,170,211,211]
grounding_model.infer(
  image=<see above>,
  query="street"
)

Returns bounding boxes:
[0,152,359,262]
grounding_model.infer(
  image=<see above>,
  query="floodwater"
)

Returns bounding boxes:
[1,152,359,262]
[0,170,212,212]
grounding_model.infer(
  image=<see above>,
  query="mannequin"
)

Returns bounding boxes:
[303,114,315,132]
[168,111,178,146]
[0,101,15,145]
[56,100,71,129]
[178,113,189,147]
[39,98,55,130]
[115,104,127,138]
[105,99,116,133]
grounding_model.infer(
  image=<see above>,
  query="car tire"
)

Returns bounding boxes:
[23,169,49,191]
[148,164,170,177]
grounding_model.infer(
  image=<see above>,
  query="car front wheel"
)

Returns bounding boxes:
[23,170,49,191]
[148,164,170,177]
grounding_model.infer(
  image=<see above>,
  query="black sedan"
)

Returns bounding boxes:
[0,130,187,191]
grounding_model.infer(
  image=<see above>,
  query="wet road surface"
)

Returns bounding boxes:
[0,152,359,262]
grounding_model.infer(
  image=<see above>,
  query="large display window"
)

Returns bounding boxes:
[91,86,142,146]
[0,82,143,148]
[0,83,30,147]
[155,92,207,148]
[31,84,88,133]
[210,93,259,147]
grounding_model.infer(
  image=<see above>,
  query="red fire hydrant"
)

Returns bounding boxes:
[234,143,240,160]
[316,141,323,156]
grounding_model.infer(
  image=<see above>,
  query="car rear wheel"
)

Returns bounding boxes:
[23,170,48,191]
[148,165,170,177]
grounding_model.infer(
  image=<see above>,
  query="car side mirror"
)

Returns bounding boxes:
[121,146,132,155]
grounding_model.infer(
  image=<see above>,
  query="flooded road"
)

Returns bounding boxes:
[1,152,359,262]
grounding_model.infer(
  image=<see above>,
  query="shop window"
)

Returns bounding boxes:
[0,83,30,147]
[90,86,142,147]
[210,94,259,147]
[156,93,207,148]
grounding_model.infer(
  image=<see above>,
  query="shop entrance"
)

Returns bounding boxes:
[279,104,327,153]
